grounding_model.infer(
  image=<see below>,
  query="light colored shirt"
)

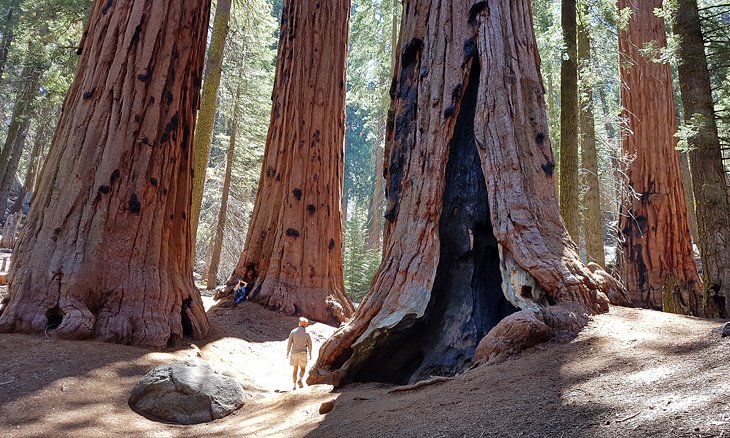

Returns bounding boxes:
[287,326,312,356]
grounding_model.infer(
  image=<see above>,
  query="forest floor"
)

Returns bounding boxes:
[1,288,729,438]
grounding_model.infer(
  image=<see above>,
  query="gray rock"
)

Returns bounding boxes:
[722,322,730,338]
[129,359,246,425]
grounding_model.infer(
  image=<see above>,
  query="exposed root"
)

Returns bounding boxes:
[387,376,454,394]
[474,302,594,366]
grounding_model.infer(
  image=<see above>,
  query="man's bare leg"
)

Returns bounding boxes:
[292,366,299,390]
[298,367,305,388]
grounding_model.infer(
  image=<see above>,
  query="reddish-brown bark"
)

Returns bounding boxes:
[0,0,211,346]
[618,0,703,314]
[309,0,624,387]
[225,0,354,326]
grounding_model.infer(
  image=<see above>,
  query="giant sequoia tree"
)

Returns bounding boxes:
[0,0,211,346]
[225,0,354,326]
[618,0,702,314]
[309,0,624,387]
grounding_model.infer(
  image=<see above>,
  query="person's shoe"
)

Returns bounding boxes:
[297,379,304,388]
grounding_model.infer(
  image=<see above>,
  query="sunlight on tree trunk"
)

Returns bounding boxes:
[191,0,233,241]
[618,0,702,315]
[310,0,624,387]
[225,0,354,326]
[0,0,212,346]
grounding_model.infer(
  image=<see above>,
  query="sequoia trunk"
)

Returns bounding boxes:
[674,0,730,317]
[191,0,233,239]
[0,0,211,346]
[226,0,354,326]
[309,0,624,387]
[617,0,702,314]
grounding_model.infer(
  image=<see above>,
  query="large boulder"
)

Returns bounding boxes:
[129,359,246,425]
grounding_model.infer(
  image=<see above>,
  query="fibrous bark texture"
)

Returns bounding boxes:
[559,0,580,244]
[191,0,233,239]
[226,0,354,326]
[618,0,703,314]
[578,11,605,267]
[309,0,624,387]
[674,0,730,317]
[0,0,211,346]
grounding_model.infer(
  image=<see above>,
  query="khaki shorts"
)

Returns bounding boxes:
[290,351,308,367]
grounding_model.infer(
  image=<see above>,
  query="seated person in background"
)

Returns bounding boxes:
[233,279,248,305]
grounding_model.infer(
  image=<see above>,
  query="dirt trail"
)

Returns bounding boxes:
[1,300,728,437]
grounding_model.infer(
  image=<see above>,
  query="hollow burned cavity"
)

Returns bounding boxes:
[351,59,516,385]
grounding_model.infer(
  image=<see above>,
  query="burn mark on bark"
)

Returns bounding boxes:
[130,18,144,48]
[160,112,180,144]
[110,169,120,185]
[444,106,456,118]
[128,193,141,214]
[351,58,515,385]
[329,239,335,251]
[137,71,151,82]
[101,0,113,15]
[452,84,464,102]
[385,38,422,223]
[149,177,158,186]
[83,90,95,100]
[536,132,545,144]
[286,228,300,238]
[468,2,489,25]
[266,165,276,177]
[307,204,317,215]
[293,188,302,200]
[463,38,476,61]
[98,185,110,194]
[181,297,193,337]
[541,161,555,176]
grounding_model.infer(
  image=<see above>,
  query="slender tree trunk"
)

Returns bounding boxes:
[206,86,241,290]
[0,1,19,81]
[559,0,580,243]
[191,0,233,240]
[309,0,624,387]
[0,0,212,346]
[618,0,702,315]
[226,0,354,326]
[9,121,43,216]
[9,102,52,216]
[0,66,41,219]
[674,0,730,317]
[578,9,605,267]
[366,117,384,251]
[679,152,699,243]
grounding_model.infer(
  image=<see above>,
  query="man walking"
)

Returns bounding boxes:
[287,317,313,390]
